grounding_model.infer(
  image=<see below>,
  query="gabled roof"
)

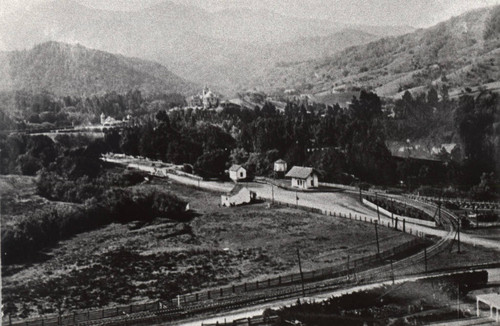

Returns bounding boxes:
[229,164,245,172]
[285,166,318,179]
[227,184,252,196]
[274,159,286,164]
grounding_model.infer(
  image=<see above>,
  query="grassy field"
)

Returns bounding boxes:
[2,176,417,319]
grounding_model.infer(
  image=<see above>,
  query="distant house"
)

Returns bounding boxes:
[229,164,247,182]
[274,159,287,178]
[286,166,319,190]
[100,113,129,126]
[221,184,256,207]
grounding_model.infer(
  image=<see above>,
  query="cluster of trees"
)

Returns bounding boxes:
[94,88,498,191]
[0,89,187,131]
[386,87,454,141]
[0,133,187,265]
[105,91,395,184]
[1,188,187,264]
[2,86,497,193]
[383,87,499,194]
[454,92,499,188]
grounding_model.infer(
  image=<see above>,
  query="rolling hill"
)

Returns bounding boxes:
[252,5,500,99]
[0,42,197,96]
[0,0,414,94]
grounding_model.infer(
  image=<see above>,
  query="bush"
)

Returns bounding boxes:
[1,189,186,264]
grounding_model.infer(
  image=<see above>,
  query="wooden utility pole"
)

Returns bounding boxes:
[271,184,274,204]
[438,202,442,225]
[295,191,299,207]
[457,219,461,253]
[359,187,362,202]
[374,221,380,256]
[297,248,305,297]
[424,247,428,273]
[375,192,380,221]
[390,259,395,284]
[347,255,350,280]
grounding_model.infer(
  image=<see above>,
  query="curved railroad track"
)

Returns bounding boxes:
[74,197,459,326]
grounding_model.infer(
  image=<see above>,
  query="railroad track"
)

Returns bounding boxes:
[80,235,455,326]
[17,193,459,326]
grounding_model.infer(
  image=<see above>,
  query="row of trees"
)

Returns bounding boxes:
[103,91,395,184]
[1,87,497,191]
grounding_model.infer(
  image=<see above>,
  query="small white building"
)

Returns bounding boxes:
[274,159,287,178]
[229,164,246,182]
[274,159,287,172]
[221,184,256,207]
[285,166,319,190]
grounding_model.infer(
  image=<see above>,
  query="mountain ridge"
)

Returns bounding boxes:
[0,0,415,92]
[0,41,198,96]
[250,5,500,99]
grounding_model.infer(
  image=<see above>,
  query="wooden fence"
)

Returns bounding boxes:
[201,315,280,326]
[7,302,160,326]
[362,198,436,228]
[6,236,424,326]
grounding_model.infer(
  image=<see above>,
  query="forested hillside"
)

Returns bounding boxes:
[255,5,500,96]
[0,42,197,96]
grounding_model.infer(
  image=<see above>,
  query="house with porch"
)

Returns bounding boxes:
[285,166,319,190]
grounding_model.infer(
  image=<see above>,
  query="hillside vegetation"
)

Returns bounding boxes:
[255,6,500,96]
[0,0,411,92]
[0,42,197,96]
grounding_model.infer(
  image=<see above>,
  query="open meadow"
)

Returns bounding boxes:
[1,175,416,319]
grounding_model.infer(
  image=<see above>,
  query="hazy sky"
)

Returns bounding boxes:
[2,0,500,27]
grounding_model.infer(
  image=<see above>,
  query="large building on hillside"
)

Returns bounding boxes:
[188,86,219,109]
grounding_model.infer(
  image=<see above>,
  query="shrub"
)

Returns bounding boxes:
[1,189,186,264]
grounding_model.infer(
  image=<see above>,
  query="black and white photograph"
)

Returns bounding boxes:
[1,0,499,325]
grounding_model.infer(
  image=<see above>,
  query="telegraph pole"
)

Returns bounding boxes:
[359,187,362,202]
[424,247,428,273]
[375,192,380,222]
[271,184,274,204]
[347,255,350,280]
[457,219,461,253]
[438,202,442,225]
[375,221,380,256]
[297,248,305,297]
[390,259,395,284]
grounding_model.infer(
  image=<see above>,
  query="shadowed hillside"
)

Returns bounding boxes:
[0,42,197,96]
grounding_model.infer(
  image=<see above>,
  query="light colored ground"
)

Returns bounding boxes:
[168,173,500,250]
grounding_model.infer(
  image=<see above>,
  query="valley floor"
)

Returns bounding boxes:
[1,176,414,320]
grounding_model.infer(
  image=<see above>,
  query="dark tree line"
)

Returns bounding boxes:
[107,91,396,184]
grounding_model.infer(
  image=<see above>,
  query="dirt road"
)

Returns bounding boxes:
[166,174,499,250]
